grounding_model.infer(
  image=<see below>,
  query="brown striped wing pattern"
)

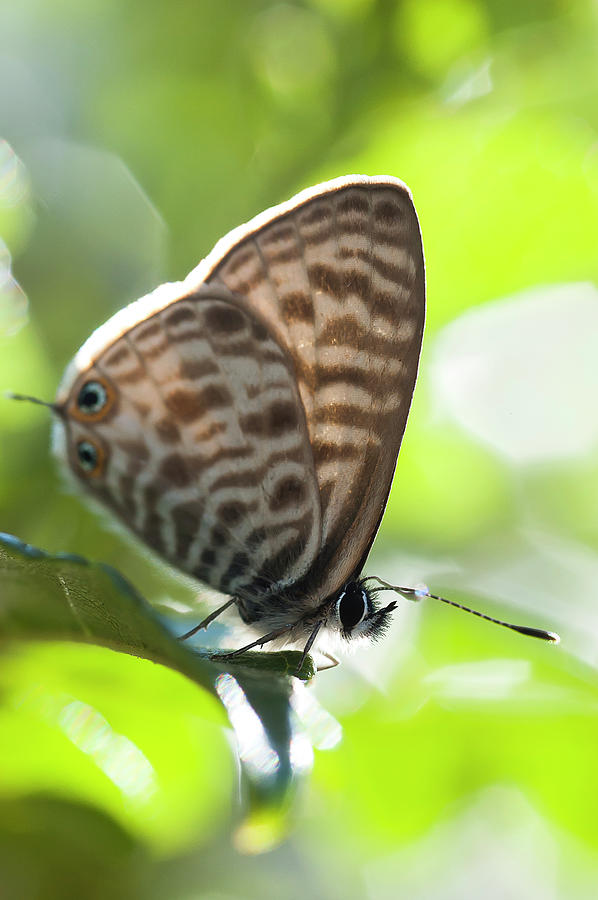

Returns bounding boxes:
[54,175,425,626]
[194,176,425,600]
[55,290,322,603]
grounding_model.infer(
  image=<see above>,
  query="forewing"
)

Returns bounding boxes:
[193,176,425,597]
[58,290,322,602]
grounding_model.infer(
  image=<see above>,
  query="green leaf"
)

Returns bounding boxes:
[0,532,316,826]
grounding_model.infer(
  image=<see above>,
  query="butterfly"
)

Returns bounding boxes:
[15,175,557,666]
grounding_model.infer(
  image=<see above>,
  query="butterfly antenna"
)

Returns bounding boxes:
[6,392,63,417]
[365,576,560,643]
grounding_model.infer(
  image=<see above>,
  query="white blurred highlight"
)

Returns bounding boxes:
[424,659,531,701]
[0,138,29,206]
[215,674,280,779]
[446,58,494,106]
[14,687,157,800]
[0,240,28,336]
[57,699,156,798]
[291,681,342,751]
[430,283,598,462]
[0,140,30,335]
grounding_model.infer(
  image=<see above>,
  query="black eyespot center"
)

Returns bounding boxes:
[77,380,108,415]
[77,440,99,472]
[338,581,368,631]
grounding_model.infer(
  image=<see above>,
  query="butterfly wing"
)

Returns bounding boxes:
[55,289,322,605]
[192,175,425,599]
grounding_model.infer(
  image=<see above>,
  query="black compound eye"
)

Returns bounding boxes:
[77,440,99,472]
[77,380,108,415]
[337,582,368,631]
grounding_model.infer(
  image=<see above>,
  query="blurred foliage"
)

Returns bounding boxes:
[0,533,317,851]
[2,0,598,897]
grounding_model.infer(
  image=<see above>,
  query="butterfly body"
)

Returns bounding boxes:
[53,175,426,653]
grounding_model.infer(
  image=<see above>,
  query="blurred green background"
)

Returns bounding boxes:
[2,0,598,896]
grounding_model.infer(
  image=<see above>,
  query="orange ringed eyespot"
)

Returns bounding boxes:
[70,377,115,423]
[76,439,105,477]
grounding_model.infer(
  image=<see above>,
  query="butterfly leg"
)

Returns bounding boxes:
[316,651,339,671]
[293,621,324,676]
[178,598,236,641]
[211,622,297,659]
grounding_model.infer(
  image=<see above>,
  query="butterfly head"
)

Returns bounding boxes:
[330,579,397,643]
[9,373,116,483]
